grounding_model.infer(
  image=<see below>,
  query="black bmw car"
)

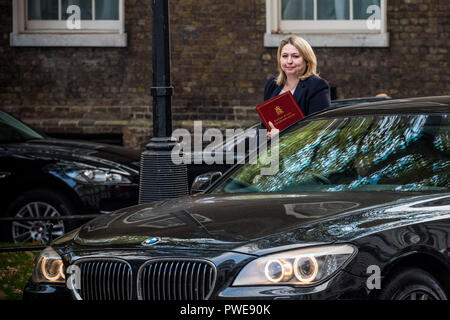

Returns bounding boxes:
[24,96,449,300]
[0,109,141,243]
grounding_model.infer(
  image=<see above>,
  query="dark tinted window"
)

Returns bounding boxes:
[213,114,449,193]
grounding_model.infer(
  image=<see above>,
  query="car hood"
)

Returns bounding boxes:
[65,191,449,255]
[11,138,140,171]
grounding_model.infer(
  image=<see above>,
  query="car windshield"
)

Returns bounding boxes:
[212,113,449,193]
[0,110,44,142]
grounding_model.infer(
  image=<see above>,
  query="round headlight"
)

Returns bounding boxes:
[294,256,318,283]
[232,244,356,287]
[32,247,66,284]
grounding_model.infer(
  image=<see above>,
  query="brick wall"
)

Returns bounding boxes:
[315,0,450,98]
[0,0,449,150]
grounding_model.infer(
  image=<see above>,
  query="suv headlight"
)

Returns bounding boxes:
[68,168,132,184]
[233,244,356,286]
[32,247,65,284]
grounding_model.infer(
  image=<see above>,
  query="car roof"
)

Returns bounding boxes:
[312,96,450,119]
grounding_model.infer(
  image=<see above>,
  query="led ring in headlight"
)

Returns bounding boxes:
[41,257,65,281]
[264,259,293,283]
[293,256,318,283]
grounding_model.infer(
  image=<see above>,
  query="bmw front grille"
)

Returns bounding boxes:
[74,258,133,300]
[138,259,216,300]
[72,258,216,300]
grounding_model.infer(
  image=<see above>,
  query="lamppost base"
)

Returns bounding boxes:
[139,137,189,204]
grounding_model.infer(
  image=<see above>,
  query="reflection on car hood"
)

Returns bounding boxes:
[70,192,450,255]
[11,138,140,171]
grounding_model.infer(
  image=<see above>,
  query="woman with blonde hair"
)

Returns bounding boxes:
[264,36,331,137]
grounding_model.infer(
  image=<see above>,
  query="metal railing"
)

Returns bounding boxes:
[0,214,100,252]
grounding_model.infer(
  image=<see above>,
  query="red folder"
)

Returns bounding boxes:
[255,91,305,132]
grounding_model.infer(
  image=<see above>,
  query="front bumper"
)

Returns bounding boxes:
[217,271,370,300]
[23,281,72,301]
[23,270,370,301]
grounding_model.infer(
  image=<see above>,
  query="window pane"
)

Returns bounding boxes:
[28,0,59,20]
[317,0,349,20]
[281,0,314,20]
[213,114,450,194]
[353,0,381,19]
[95,0,119,20]
[0,111,44,142]
[61,0,92,20]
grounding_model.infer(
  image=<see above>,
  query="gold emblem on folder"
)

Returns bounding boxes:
[275,106,284,116]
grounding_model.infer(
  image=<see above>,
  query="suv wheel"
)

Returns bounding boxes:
[4,189,74,243]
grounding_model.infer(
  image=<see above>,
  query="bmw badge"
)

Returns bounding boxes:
[142,237,161,246]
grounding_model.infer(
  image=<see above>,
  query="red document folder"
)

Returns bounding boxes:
[255,91,305,131]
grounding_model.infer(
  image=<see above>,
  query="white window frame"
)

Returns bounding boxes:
[11,0,127,47]
[265,0,389,47]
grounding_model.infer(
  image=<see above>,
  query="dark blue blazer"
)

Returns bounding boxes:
[264,74,331,117]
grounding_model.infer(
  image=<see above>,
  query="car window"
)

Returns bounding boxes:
[212,113,449,193]
[0,110,44,142]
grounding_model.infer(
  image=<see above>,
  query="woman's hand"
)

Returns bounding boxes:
[267,121,280,140]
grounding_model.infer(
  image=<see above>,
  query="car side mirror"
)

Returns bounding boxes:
[190,171,223,195]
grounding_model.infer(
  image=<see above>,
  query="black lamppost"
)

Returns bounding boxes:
[139,0,188,203]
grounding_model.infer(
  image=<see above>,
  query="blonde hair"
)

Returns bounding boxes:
[276,36,318,86]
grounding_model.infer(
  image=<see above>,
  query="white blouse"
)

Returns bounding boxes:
[279,88,296,95]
